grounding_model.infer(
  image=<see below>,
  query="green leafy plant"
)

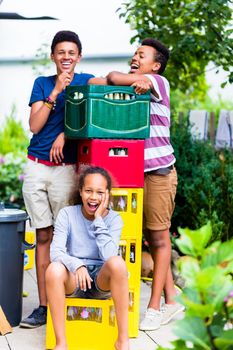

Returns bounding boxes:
[0,112,28,208]
[171,119,233,242]
[0,152,26,208]
[0,106,29,155]
[118,0,233,94]
[158,222,233,350]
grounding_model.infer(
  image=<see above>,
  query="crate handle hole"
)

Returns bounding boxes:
[109,148,128,156]
[104,93,134,100]
[82,146,89,154]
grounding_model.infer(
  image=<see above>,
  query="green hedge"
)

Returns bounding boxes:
[0,111,28,208]
[171,119,233,242]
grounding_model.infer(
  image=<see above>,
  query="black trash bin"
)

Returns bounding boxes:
[0,207,33,326]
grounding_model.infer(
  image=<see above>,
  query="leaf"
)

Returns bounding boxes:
[178,256,200,286]
[196,267,226,291]
[220,81,227,88]
[202,240,233,269]
[175,229,195,256]
[182,298,215,319]
[210,313,226,337]
[157,339,190,349]
[214,329,233,349]
[173,316,211,349]
[177,222,212,257]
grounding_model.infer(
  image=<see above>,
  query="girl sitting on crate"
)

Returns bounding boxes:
[46,166,129,350]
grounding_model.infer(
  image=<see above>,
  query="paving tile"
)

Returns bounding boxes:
[130,331,158,350]
[145,312,185,347]
[6,325,45,350]
[0,335,9,349]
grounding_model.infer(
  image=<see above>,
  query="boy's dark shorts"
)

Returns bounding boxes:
[66,265,111,300]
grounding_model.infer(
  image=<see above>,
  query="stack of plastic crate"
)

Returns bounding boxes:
[46,85,150,350]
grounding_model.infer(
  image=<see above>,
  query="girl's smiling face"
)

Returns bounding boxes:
[80,173,108,220]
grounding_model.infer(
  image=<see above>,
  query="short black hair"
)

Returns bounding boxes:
[51,30,82,54]
[141,38,169,74]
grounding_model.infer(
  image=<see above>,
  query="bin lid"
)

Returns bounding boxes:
[0,208,28,222]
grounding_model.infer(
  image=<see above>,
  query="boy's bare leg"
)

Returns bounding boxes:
[97,256,129,350]
[46,262,76,350]
[163,265,177,304]
[36,226,53,305]
[146,229,174,310]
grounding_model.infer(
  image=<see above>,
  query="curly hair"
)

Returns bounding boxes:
[69,165,112,205]
[141,38,169,74]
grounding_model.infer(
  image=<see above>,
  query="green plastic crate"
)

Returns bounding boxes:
[64,85,150,139]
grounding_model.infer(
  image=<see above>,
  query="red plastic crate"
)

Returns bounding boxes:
[77,139,144,188]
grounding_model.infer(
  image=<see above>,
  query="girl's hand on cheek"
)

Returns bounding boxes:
[94,190,109,219]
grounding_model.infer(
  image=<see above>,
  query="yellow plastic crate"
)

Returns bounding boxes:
[128,288,140,338]
[24,231,35,270]
[118,237,142,338]
[46,298,117,350]
[46,288,140,349]
[111,188,143,239]
[118,238,142,290]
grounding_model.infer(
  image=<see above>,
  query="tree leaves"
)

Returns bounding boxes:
[118,0,233,93]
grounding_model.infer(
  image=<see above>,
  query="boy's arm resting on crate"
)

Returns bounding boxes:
[88,76,108,85]
[106,71,158,98]
[106,71,150,85]
[88,72,152,94]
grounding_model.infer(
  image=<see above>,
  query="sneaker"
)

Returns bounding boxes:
[20,306,47,328]
[161,303,185,325]
[139,308,162,331]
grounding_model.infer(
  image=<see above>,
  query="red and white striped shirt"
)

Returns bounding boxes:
[144,74,175,172]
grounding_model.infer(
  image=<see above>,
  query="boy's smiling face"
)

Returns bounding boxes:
[130,45,161,75]
[51,41,81,74]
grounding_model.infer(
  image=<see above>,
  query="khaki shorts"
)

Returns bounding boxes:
[143,167,177,231]
[22,159,77,228]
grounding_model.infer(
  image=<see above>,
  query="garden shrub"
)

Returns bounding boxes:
[158,222,233,350]
[171,118,233,242]
[0,111,28,208]
[0,108,29,155]
[0,152,26,209]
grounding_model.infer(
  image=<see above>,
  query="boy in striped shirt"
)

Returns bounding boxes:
[90,38,184,330]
